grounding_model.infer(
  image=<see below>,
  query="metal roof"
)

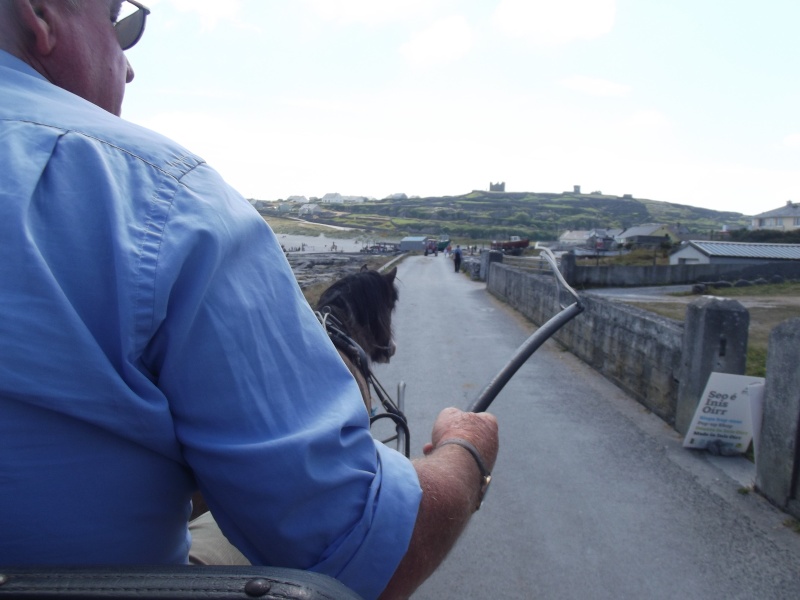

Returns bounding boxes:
[688,241,800,260]
[618,224,669,238]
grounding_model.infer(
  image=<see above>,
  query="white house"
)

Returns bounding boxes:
[558,230,592,245]
[617,224,681,246]
[669,241,800,265]
[319,193,367,204]
[298,203,320,217]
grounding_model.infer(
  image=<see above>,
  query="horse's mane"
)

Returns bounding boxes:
[316,267,398,364]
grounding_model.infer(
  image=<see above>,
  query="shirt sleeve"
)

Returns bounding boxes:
[139,164,420,598]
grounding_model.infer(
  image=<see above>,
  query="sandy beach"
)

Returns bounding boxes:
[274,232,370,254]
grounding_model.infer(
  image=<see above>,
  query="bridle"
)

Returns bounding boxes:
[316,308,410,457]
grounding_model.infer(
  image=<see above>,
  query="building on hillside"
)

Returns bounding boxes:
[399,236,428,252]
[298,203,320,217]
[320,193,343,204]
[286,195,309,204]
[320,193,367,204]
[251,200,272,211]
[489,182,506,192]
[669,241,800,265]
[617,224,681,247]
[558,229,623,251]
[751,201,800,231]
[558,230,592,246]
[588,229,623,251]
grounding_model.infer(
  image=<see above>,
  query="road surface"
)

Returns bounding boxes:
[371,254,800,599]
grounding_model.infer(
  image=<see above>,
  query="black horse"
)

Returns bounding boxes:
[315,266,399,413]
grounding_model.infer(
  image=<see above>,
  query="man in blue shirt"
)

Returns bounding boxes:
[453,245,463,272]
[0,1,499,598]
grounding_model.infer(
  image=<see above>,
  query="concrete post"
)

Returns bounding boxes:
[756,318,800,519]
[675,297,749,434]
[560,252,576,286]
[480,250,503,282]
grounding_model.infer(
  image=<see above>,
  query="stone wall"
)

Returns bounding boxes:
[560,254,800,287]
[487,263,684,423]
[487,259,800,518]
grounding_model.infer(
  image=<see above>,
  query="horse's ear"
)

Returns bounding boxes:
[384,267,397,282]
[360,264,369,272]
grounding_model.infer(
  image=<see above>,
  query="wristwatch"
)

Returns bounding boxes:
[437,438,492,510]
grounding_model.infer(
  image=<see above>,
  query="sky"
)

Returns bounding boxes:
[120,0,800,216]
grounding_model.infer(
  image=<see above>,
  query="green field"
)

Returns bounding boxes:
[256,191,750,242]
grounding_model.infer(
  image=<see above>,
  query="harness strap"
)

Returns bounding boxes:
[316,309,399,413]
[315,309,372,382]
[315,308,410,456]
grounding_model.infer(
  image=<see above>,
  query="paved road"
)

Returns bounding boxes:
[372,255,800,600]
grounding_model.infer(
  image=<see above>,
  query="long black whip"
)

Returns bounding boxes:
[467,246,584,413]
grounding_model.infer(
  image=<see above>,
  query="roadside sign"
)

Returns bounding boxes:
[683,372,766,456]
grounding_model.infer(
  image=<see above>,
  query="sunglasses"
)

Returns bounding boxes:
[115,0,151,50]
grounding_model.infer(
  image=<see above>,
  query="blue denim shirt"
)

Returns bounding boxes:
[0,50,419,600]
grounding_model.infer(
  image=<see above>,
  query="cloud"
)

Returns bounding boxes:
[400,16,474,68]
[303,0,434,26]
[492,0,616,45]
[626,109,670,131]
[164,0,248,30]
[783,133,800,149]
[559,75,631,97]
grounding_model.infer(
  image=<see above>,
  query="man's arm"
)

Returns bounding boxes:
[380,408,499,600]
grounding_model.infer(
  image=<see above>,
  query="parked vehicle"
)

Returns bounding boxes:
[490,236,530,256]
[424,239,438,256]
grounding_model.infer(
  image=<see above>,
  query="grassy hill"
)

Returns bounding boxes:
[259,191,750,242]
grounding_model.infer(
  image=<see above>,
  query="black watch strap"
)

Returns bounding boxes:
[437,438,492,510]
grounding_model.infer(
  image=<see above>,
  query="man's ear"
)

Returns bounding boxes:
[13,0,59,56]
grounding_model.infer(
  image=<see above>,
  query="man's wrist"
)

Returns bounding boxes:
[436,438,492,510]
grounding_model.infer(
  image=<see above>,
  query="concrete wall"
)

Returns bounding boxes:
[483,259,800,519]
[488,261,800,518]
[756,318,800,520]
[487,263,684,423]
[560,254,800,287]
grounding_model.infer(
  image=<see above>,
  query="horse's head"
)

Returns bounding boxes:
[317,266,399,364]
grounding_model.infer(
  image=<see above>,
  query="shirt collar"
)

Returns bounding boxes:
[0,49,50,82]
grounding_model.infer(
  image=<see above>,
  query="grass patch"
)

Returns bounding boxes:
[707,283,800,377]
[784,518,800,534]
[706,281,800,297]
[627,283,800,377]
[628,301,687,322]
[576,248,672,267]
[261,214,364,239]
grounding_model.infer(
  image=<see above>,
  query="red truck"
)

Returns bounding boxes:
[490,236,530,256]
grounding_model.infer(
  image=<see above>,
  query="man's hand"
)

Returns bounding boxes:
[380,408,499,600]
[422,407,498,472]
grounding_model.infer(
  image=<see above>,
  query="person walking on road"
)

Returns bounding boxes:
[453,245,463,272]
